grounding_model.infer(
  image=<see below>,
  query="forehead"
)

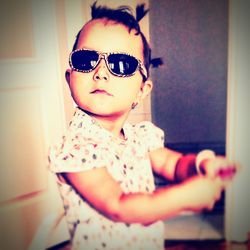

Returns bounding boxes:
[76,19,144,59]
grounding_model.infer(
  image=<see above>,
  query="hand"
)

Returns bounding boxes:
[184,175,224,212]
[200,156,238,182]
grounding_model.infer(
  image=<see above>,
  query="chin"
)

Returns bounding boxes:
[76,102,129,117]
[77,106,111,116]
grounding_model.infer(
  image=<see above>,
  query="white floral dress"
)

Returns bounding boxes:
[49,108,165,250]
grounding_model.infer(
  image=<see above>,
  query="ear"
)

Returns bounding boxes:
[137,79,153,103]
[65,69,71,85]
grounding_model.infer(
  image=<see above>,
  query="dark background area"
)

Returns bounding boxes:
[149,0,228,213]
[149,0,228,155]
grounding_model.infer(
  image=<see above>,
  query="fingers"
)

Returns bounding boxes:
[215,165,237,180]
[214,177,224,197]
[202,156,238,181]
[187,175,228,212]
[204,178,223,211]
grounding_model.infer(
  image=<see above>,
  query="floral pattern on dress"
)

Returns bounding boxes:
[48,107,165,250]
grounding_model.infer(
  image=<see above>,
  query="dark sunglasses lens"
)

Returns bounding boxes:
[108,54,138,75]
[71,50,99,71]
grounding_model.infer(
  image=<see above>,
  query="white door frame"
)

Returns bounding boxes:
[225,0,250,242]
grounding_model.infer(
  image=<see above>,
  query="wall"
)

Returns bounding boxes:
[149,0,228,154]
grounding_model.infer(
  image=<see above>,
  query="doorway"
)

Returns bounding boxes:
[149,0,228,240]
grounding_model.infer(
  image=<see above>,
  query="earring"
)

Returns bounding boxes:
[131,102,138,109]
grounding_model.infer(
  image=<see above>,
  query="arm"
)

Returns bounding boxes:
[149,147,183,181]
[149,147,198,182]
[62,166,224,226]
[150,148,238,183]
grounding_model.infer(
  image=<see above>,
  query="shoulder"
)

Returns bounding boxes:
[132,121,165,151]
[48,124,109,173]
[133,121,164,137]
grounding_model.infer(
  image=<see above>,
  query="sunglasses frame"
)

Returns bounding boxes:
[69,48,148,80]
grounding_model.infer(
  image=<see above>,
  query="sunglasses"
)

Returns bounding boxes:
[69,49,148,80]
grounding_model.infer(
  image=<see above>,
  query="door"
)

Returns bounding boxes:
[0,1,66,249]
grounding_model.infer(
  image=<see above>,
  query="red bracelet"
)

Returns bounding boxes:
[174,154,197,182]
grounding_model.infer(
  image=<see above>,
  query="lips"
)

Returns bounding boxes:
[90,89,113,96]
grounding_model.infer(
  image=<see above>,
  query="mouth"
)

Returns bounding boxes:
[90,89,113,96]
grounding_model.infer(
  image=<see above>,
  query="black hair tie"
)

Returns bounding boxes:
[150,57,163,68]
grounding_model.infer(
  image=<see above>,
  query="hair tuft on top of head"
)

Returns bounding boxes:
[91,1,133,19]
[91,1,140,33]
[136,4,149,22]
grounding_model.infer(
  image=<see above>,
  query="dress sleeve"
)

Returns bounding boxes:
[135,121,165,152]
[48,132,110,174]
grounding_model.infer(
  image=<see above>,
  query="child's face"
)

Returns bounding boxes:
[66,19,152,118]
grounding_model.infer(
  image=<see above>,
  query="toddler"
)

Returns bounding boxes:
[49,2,237,250]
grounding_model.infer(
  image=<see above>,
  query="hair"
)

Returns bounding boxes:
[72,1,151,80]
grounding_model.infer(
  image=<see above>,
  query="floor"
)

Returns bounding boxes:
[49,211,250,250]
[50,239,250,250]
[164,212,224,240]
[164,240,250,250]
[164,212,250,250]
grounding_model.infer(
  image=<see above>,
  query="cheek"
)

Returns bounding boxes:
[69,73,91,91]
[115,82,142,103]
[68,76,87,103]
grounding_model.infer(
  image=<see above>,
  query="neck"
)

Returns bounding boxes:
[83,109,129,139]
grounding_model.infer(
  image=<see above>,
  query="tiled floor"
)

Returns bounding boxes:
[164,212,224,240]
[163,212,250,249]
[164,241,250,250]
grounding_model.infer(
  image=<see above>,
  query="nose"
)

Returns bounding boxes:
[93,58,110,81]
